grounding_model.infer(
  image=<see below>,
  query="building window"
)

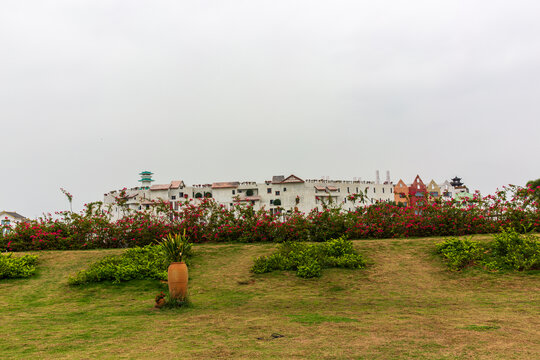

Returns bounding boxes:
[238,189,242,193]
[275,191,280,196]
[232,190,235,195]
[373,188,376,193]
[382,188,385,193]
[390,188,393,193]
[267,188,272,193]
[347,187,350,193]
[270,200,274,205]
[179,192,183,197]
[283,187,287,192]
[171,196,176,200]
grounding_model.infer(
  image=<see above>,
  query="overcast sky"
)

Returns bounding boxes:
[1,0,539,218]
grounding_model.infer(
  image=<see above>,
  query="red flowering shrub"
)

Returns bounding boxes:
[1,185,538,251]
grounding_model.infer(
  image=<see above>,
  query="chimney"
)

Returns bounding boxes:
[386,170,391,183]
[376,170,380,184]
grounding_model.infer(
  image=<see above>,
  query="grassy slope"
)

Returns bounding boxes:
[0,236,539,360]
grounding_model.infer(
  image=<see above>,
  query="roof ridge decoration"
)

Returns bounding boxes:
[280,174,305,184]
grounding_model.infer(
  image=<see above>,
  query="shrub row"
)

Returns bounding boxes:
[1,185,539,251]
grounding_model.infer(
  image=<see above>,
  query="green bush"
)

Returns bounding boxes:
[0,253,39,279]
[436,237,483,271]
[322,236,356,257]
[68,245,180,285]
[488,228,540,270]
[326,253,366,269]
[250,236,365,278]
[436,228,540,271]
[296,261,322,278]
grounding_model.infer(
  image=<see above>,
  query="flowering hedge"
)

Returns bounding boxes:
[1,185,539,252]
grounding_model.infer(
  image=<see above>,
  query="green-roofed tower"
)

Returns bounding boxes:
[138,171,154,189]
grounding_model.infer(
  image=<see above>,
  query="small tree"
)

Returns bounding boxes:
[246,189,254,196]
[273,199,281,206]
[60,188,73,213]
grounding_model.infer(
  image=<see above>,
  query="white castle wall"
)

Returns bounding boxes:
[103,176,396,220]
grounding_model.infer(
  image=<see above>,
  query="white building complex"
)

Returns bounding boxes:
[103,171,396,219]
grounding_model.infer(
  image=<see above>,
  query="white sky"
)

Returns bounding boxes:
[1,0,539,218]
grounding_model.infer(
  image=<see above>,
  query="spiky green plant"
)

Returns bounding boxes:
[158,231,192,263]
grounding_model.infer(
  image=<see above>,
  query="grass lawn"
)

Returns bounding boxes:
[1,236,539,359]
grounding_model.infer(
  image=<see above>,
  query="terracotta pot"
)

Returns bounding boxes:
[168,262,188,300]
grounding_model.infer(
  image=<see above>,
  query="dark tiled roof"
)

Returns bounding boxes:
[0,211,26,220]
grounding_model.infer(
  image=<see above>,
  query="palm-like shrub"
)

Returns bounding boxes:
[158,231,192,263]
